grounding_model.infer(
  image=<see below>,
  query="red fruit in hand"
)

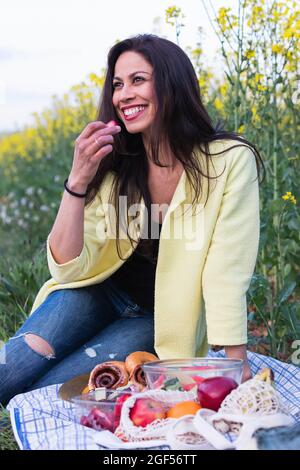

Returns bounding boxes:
[197,376,238,411]
[129,398,167,427]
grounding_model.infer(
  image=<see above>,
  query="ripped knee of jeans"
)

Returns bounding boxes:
[23,333,55,360]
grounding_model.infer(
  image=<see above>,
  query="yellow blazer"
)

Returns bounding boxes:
[30,140,260,359]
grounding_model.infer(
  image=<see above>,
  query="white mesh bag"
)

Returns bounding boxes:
[165,415,214,450]
[116,389,197,442]
[192,408,293,450]
[218,376,288,417]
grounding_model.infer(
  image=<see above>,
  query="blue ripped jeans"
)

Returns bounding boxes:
[0,278,155,405]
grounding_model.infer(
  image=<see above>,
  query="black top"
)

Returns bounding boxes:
[109,221,163,313]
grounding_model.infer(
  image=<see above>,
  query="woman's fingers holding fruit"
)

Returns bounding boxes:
[88,126,121,142]
[77,124,120,150]
[76,120,107,142]
[70,121,120,186]
[74,124,121,166]
[89,126,121,160]
[79,125,120,156]
[97,124,121,137]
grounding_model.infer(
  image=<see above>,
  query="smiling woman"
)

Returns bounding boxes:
[0,34,265,405]
[112,56,155,130]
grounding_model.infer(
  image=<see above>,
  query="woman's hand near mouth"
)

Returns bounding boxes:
[68,120,121,191]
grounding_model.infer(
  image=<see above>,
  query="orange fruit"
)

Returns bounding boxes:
[166,401,201,419]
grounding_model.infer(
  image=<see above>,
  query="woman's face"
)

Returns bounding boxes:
[112,51,157,136]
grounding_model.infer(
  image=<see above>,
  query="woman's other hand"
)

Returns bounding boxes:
[241,361,252,382]
[224,344,252,383]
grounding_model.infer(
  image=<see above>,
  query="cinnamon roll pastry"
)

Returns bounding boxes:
[88,361,129,390]
[125,351,159,391]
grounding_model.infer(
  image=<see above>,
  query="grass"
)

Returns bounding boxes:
[0,408,18,450]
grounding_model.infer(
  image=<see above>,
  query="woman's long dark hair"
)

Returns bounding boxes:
[86,34,265,259]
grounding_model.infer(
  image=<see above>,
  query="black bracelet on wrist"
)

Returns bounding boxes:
[64,178,88,198]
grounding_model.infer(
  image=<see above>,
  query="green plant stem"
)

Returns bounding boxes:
[234,0,242,131]
[277,203,288,289]
[261,248,268,279]
[287,80,298,145]
[271,36,280,341]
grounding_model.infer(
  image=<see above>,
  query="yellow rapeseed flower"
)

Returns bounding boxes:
[218,7,231,18]
[283,27,297,39]
[282,191,297,204]
[214,97,224,111]
[165,5,184,26]
[247,5,264,26]
[245,50,255,60]
[231,17,238,28]
[192,47,202,58]
[198,77,206,89]
[272,44,284,54]
[89,73,104,88]
[285,63,297,72]
[255,73,264,83]
[272,10,282,22]
[238,125,245,133]
[220,83,229,96]
[257,84,268,92]
[217,7,231,32]
[253,114,261,124]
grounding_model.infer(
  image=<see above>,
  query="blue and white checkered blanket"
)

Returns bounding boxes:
[7,351,300,450]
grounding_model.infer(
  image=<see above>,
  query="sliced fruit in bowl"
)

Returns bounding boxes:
[72,389,133,432]
[143,358,243,392]
[80,406,115,432]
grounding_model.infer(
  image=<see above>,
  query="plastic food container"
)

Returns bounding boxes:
[142,358,244,392]
[71,389,133,432]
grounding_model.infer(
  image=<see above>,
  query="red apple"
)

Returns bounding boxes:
[197,376,238,411]
[129,398,167,427]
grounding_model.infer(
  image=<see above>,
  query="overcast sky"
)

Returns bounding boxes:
[0,0,236,133]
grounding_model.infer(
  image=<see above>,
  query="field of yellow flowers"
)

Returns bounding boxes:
[0,0,299,362]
